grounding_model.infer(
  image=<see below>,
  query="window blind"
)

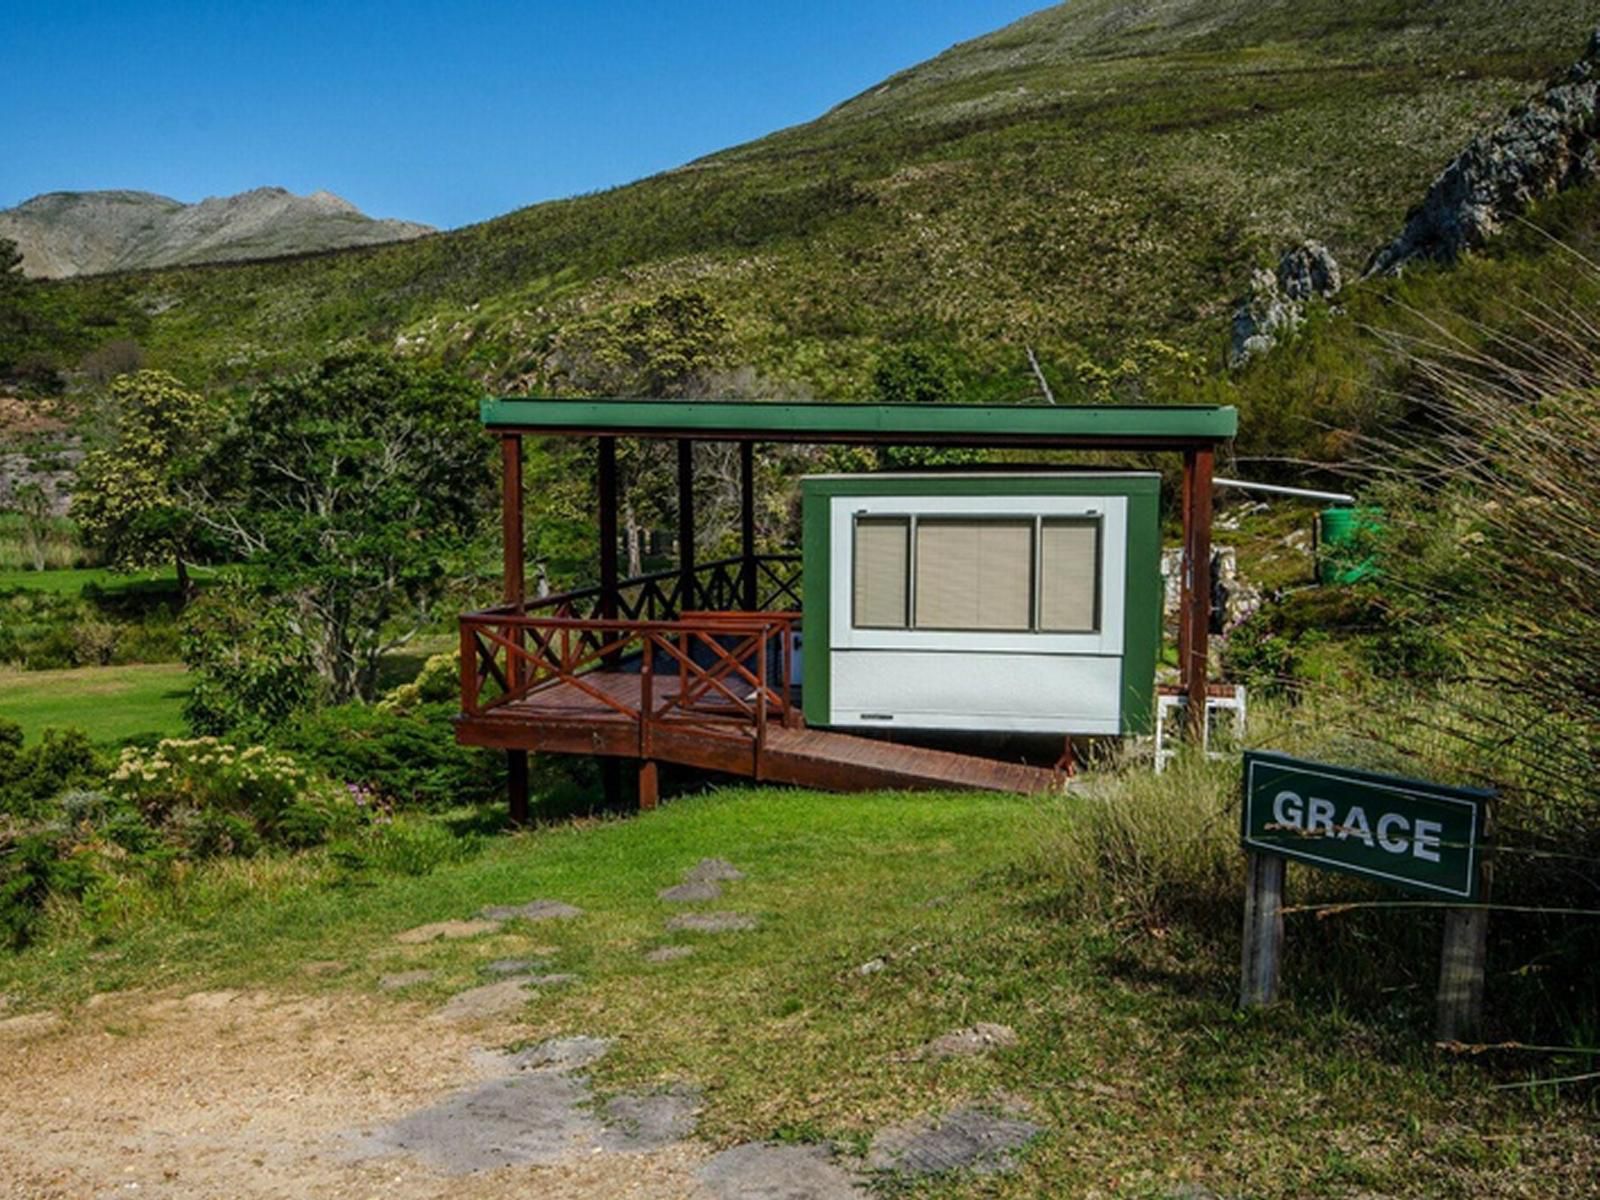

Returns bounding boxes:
[1039,518,1100,632]
[914,519,1032,631]
[852,518,909,628]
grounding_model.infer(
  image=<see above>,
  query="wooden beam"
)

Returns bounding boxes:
[740,441,757,610]
[507,750,530,827]
[1239,849,1285,1007]
[1184,446,1214,738]
[638,760,659,811]
[677,438,695,614]
[501,435,525,609]
[598,437,619,621]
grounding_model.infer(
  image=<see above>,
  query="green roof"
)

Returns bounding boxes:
[480,398,1236,447]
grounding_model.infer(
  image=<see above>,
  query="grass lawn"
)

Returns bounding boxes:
[0,565,178,596]
[3,788,1592,1197]
[0,662,189,743]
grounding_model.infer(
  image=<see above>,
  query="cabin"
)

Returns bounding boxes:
[454,398,1236,818]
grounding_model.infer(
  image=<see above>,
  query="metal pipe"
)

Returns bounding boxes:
[1214,476,1355,505]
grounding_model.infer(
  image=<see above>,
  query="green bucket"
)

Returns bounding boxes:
[1318,507,1382,586]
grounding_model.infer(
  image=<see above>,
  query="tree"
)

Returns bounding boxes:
[197,352,490,703]
[180,579,320,736]
[538,290,736,577]
[74,370,211,597]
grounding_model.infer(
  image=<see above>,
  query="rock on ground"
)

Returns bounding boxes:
[479,900,585,922]
[696,1142,866,1199]
[665,912,758,933]
[866,1104,1040,1177]
[394,918,500,944]
[1368,29,1600,276]
[483,958,545,975]
[684,857,745,883]
[644,945,697,963]
[1229,240,1341,366]
[600,1085,702,1151]
[504,1035,613,1071]
[430,979,536,1023]
[913,1023,1019,1061]
[378,970,436,992]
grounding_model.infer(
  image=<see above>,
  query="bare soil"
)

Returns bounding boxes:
[0,987,714,1200]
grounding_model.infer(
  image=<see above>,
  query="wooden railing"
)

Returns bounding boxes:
[479,554,802,624]
[460,609,801,769]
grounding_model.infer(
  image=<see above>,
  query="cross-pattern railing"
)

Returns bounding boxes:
[460,609,801,772]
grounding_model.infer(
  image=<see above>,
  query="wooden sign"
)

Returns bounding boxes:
[1237,751,1494,1042]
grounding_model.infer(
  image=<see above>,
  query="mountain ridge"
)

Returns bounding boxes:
[0,187,433,279]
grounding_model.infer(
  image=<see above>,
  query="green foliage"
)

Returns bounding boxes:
[109,737,355,853]
[330,814,481,878]
[199,352,490,702]
[275,700,502,811]
[543,289,734,398]
[0,584,182,671]
[0,718,100,820]
[375,651,459,712]
[179,580,320,737]
[73,371,213,588]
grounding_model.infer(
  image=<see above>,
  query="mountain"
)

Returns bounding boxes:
[37,0,1600,397]
[0,187,433,278]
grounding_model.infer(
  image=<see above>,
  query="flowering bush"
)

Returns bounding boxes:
[109,737,355,854]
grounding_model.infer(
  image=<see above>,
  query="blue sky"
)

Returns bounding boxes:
[1,2,1050,229]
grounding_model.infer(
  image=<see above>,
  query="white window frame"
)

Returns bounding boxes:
[830,494,1127,656]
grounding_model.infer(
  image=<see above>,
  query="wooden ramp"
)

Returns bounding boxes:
[455,670,1059,796]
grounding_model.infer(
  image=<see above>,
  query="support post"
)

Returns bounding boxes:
[677,439,695,613]
[598,437,619,622]
[507,749,529,828]
[1240,849,1285,1007]
[1183,446,1214,739]
[500,435,528,825]
[740,440,757,611]
[1436,806,1493,1042]
[501,435,525,611]
[638,760,659,811]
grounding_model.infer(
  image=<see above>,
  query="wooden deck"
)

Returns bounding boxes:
[455,669,1059,795]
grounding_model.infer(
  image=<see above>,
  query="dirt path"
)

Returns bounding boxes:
[0,988,712,1200]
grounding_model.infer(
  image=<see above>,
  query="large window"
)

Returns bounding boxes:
[852,513,1102,634]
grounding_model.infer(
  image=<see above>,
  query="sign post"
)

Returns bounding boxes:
[1238,751,1493,1038]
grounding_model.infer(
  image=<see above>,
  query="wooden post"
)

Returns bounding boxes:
[638,760,659,811]
[1437,805,1493,1042]
[1239,849,1285,1007]
[507,748,529,828]
[500,434,529,825]
[501,435,525,611]
[677,439,695,614]
[598,437,619,622]
[740,440,757,611]
[1184,446,1214,739]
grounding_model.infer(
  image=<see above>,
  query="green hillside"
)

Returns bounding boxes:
[36,1,1600,399]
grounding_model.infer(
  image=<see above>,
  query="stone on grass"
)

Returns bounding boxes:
[301,959,347,977]
[431,979,535,1023]
[506,1035,612,1072]
[658,880,722,902]
[483,958,545,975]
[378,969,436,992]
[479,899,584,923]
[666,911,758,933]
[697,1142,866,1199]
[353,1068,599,1173]
[644,945,697,963]
[857,958,886,976]
[913,1023,1018,1061]
[866,1104,1040,1177]
[394,918,500,945]
[684,857,744,883]
[600,1084,701,1150]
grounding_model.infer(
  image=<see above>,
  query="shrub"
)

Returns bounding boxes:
[376,651,458,712]
[108,737,355,853]
[331,814,480,878]
[0,720,101,820]
[276,700,500,810]
[180,582,320,736]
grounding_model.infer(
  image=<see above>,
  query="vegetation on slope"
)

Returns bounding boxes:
[33,1,1600,401]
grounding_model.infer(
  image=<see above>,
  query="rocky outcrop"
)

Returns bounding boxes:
[1366,30,1600,276]
[1228,240,1341,367]
[0,187,433,278]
